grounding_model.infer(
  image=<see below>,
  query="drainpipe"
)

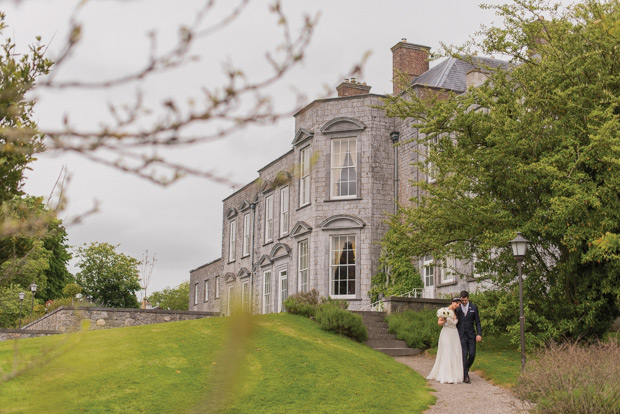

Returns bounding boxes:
[390,131,400,214]
[250,201,257,314]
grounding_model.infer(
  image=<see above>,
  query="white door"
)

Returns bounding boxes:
[423,256,435,298]
[226,284,234,316]
[278,270,288,313]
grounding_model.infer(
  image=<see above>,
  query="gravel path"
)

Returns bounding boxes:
[394,353,531,414]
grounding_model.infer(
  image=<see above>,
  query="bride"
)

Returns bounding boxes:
[426,298,464,384]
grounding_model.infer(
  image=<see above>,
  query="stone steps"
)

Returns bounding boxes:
[351,310,421,357]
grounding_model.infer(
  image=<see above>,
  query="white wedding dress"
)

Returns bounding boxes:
[426,311,464,384]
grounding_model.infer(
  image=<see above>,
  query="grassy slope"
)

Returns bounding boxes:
[0,314,433,414]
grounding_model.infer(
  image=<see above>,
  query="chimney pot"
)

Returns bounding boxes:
[336,79,372,97]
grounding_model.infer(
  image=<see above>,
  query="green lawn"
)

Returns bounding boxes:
[473,335,521,388]
[0,314,434,413]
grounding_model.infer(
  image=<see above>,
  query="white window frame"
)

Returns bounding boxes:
[298,239,309,293]
[228,220,236,262]
[242,213,251,257]
[441,257,455,284]
[329,235,356,299]
[330,137,357,199]
[215,276,221,299]
[427,136,439,183]
[278,269,288,313]
[226,284,234,316]
[423,255,435,288]
[264,194,273,243]
[263,270,272,314]
[242,280,250,312]
[280,186,289,237]
[193,283,199,305]
[204,280,209,302]
[299,146,311,207]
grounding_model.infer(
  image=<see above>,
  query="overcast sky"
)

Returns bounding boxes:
[3,0,554,296]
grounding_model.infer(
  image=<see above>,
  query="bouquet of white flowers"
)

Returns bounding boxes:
[437,307,452,319]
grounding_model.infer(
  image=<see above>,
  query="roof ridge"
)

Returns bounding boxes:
[435,57,456,88]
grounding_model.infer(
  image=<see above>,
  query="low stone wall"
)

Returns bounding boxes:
[383,297,450,314]
[22,307,219,333]
[0,329,61,341]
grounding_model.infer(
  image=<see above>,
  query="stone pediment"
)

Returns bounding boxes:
[257,254,273,267]
[292,128,315,146]
[270,243,291,260]
[320,117,366,134]
[226,208,238,219]
[260,180,274,194]
[224,272,236,282]
[290,221,313,238]
[319,214,366,230]
[239,201,250,212]
[273,171,293,188]
[237,267,250,279]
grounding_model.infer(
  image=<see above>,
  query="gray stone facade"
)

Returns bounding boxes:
[189,40,502,314]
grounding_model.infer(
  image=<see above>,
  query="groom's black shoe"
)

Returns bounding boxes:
[463,375,471,384]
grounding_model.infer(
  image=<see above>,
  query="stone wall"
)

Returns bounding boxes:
[383,297,450,314]
[22,307,219,333]
[0,329,60,341]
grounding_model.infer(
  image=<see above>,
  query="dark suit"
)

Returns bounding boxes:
[455,302,482,377]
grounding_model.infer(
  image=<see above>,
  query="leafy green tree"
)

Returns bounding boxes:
[40,219,73,300]
[149,281,190,311]
[0,196,72,301]
[381,0,620,343]
[0,14,52,205]
[0,284,36,328]
[75,242,141,308]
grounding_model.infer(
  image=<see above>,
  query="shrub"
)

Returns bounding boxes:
[470,288,557,351]
[284,289,320,318]
[320,296,348,309]
[62,283,82,298]
[46,298,97,312]
[314,301,367,342]
[514,339,620,414]
[386,309,442,349]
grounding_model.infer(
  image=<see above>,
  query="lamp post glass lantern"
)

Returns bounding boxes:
[18,292,25,328]
[29,283,38,319]
[509,232,530,371]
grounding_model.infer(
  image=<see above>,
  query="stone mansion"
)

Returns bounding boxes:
[188,39,505,314]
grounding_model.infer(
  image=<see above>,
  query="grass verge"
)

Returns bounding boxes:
[0,314,434,413]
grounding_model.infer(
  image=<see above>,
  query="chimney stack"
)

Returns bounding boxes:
[336,78,372,97]
[391,38,431,95]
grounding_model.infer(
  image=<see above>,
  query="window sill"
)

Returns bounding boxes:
[331,296,361,301]
[227,260,236,264]
[438,280,457,287]
[296,203,311,211]
[277,234,289,241]
[241,253,249,259]
[324,197,362,203]
[262,240,274,247]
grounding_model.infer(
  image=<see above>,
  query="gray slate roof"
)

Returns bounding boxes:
[412,56,509,93]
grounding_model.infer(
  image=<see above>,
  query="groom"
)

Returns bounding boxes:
[454,290,482,384]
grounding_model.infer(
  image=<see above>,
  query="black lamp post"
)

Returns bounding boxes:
[29,283,38,319]
[509,232,530,371]
[18,292,25,328]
